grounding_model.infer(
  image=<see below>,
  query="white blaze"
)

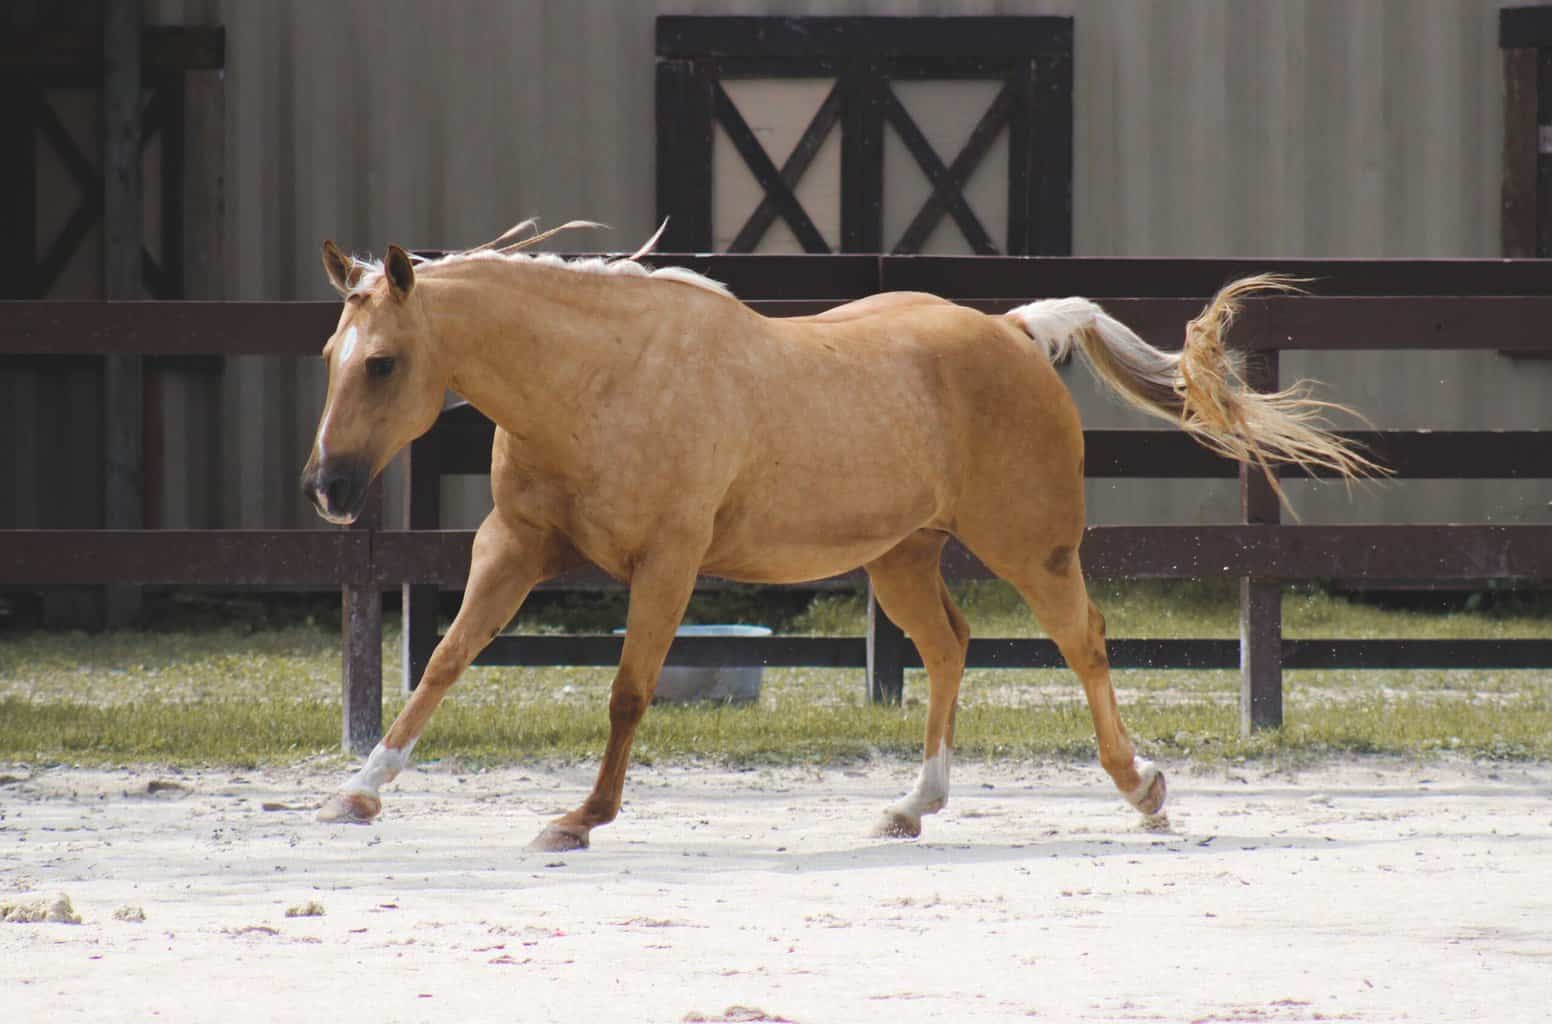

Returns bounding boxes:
[316,325,359,463]
[338,324,360,365]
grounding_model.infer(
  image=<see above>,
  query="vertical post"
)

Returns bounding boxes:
[1239,349,1283,734]
[1029,47,1074,256]
[866,582,907,704]
[341,481,384,755]
[1006,60,1035,256]
[1538,49,1552,258]
[401,436,442,694]
[103,0,143,626]
[655,58,713,251]
[840,63,884,253]
[1502,47,1540,259]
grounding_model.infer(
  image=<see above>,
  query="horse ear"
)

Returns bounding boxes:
[385,245,416,299]
[321,240,362,295]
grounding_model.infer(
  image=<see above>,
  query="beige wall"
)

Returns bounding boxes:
[127,0,1548,534]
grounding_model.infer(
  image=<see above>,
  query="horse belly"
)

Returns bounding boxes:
[700,481,941,584]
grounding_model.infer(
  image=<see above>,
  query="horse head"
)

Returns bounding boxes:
[301,241,447,524]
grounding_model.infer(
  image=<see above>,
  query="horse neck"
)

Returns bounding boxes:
[417,262,646,440]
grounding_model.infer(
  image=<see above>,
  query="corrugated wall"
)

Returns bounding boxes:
[108,0,1549,535]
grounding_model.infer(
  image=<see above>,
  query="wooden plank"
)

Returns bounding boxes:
[840,66,884,252]
[1005,61,1034,256]
[1503,48,1540,259]
[1500,6,1552,49]
[376,524,1552,590]
[0,530,369,585]
[948,525,1552,583]
[1539,48,1552,258]
[103,0,143,627]
[1085,430,1552,481]
[640,254,881,299]
[0,79,37,299]
[654,58,713,252]
[656,16,1073,60]
[0,301,339,355]
[0,27,226,71]
[467,635,1552,672]
[340,482,383,755]
[1283,639,1552,670]
[10,295,1549,359]
[1238,351,1283,733]
[1030,49,1073,255]
[917,296,1552,354]
[476,634,867,669]
[878,256,1552,297]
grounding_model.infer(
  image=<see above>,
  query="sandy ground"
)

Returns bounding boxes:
[2,756,1550,1024]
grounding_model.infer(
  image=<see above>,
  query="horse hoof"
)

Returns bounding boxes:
[1127,767,1168,817]
[872,809,922,840]
[317,791,380,824]
[528,824,590,853]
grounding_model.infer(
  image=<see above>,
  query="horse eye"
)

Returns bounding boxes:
[365,356,396,380]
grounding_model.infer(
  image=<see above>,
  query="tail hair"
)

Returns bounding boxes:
[1005,274,1382,512]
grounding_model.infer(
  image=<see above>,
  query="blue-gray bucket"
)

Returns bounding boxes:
[616,624,772,704]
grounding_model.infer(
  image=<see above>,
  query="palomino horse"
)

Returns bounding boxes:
[301,224,1369,852]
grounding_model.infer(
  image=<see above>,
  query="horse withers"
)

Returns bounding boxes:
[300,224,1371,852]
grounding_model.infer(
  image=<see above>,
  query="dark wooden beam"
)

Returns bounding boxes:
[0,26,225,71]
[654,58,713,251]
[656,16,1072,61]
[341,483,383,755]
[103,0,143,626]
[1500,6,1552,48]
[1502,47,1539,259]
[840,66,884,251]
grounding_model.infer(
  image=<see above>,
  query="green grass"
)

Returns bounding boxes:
[2,582,1550,766]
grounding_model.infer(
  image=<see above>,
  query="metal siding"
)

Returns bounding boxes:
[111,0,1548,534]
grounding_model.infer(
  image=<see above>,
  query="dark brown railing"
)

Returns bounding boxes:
[5,256,1552,753]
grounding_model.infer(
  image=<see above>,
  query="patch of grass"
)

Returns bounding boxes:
[2,581,1550,766]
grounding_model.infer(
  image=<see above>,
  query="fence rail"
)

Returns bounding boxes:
[4,255,1551,752]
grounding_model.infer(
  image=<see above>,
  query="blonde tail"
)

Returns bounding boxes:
[1005,275,1381,509]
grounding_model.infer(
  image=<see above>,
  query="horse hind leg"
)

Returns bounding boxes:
[1012,550,1167,822]
[864,532,971,839]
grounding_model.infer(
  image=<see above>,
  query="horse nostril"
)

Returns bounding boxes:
[324,476,350,513]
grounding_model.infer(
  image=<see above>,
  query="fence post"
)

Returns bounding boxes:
[103,0,144,627]
[401,436,441,694]
[1239,349,1283,733]
[341,481,384,755]
[866,583,907,704]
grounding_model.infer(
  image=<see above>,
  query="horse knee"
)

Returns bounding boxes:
[608,687,650,726]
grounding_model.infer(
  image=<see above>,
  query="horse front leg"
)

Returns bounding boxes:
[528,537,705,852]
[318,512,569,823]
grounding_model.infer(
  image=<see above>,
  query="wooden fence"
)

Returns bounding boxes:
[4,256,1552,753]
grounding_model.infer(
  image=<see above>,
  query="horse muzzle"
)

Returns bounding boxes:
[302,458,371,525]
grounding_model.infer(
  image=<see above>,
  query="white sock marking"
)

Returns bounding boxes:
[893,744,951,820]
[1125,756,1159,806]
[342,738,416,798]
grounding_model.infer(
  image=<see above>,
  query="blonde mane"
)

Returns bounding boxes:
[342,220,734,300]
